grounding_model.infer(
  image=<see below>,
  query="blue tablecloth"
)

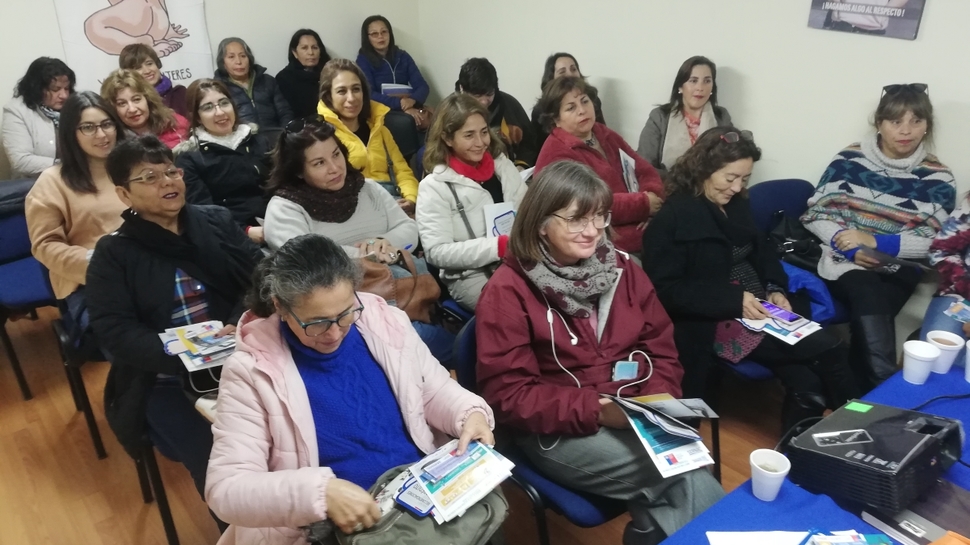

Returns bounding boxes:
[663,366,970,544]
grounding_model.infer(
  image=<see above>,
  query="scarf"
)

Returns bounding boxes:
[275,174,366,223]
[448,151,495,182]
[155,75,173,96]
[863,131,927,176]
[194,124,252,151]
[661,101,717,169]
[38,105,60,130]
[519,238,619,318]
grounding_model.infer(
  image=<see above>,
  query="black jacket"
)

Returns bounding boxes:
[641,192,788,398]
[488,91,538,168]
[276,61,326,119]
[215,65,294,131]
[87,205,262,457]
[175,131,272,226]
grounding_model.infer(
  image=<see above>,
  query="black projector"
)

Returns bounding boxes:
[787,400,963,513]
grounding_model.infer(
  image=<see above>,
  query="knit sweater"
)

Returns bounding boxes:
[264,180,418,253]
[282,322,422,489]
[929,197,970,298]
[801,133,956,281]
[26,165,127,298]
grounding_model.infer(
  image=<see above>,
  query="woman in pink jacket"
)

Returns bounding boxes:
[206,233,500,544]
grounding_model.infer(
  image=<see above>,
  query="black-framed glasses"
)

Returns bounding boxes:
[286,293,364,337]
[285,115,333,135]
[882,83,928,97]
[720,130,753,144]
[128,167,183,185]
[77,120,117,136]
[198,98,233,114]
[551,212,612,233]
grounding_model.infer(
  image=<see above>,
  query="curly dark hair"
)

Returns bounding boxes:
[266,118,362,194]
[665,126,761,197]
[14,57,76,110]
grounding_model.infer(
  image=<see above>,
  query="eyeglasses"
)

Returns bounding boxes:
[368,30,389,38]
[551,212,611,233]
[198,98,233,114]
[285,115,332,134]
[286,294,364,337]
[882,83,928,97]
[128,167,183,185]
[76,120,117,136]
[720,130,753,144]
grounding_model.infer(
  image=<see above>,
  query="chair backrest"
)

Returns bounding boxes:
[747,179,816,234]
[0,179,37,264]
[452,317,478,392]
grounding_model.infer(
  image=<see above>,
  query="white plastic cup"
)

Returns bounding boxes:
[902,340,940,385]
[965,340,970,384]
[749,449,791,501]
[926,330,964,374]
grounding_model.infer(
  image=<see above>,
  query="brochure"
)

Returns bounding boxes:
[618,149,639,193]
[739,313,822,345]
[408,439,513,523]
[158,320,235,371]
[943,298,970,323]
[856,247,930,271]
[483,202,516,238]
[610,396,714,478]
[381,83,413,96]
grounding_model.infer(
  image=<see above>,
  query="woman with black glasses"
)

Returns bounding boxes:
[800,83,955,392]
[643,127,858,434]
[25,91,128,329]
[175,78,272,244]
[263,117,454,366]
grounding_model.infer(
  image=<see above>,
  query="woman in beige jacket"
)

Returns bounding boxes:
[25,91,128,327]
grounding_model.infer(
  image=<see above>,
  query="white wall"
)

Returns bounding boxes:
[0,0,421,179]
[417,0,970,193]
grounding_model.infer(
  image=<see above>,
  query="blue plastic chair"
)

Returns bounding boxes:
[0,179,57,399]
[452,318,627,545]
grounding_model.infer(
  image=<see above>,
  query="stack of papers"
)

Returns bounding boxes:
[610,395,716,478]
[376,440,512,524]
[381,83,413,96]
[158,320,235,371]
[739,315,822,345]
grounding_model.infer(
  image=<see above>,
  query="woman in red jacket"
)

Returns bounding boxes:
[534,77,664,256]
[476,161,723,545]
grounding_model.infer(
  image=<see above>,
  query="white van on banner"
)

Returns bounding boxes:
[53,0,212,92]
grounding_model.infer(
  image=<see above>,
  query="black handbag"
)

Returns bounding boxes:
[768,210,823,273]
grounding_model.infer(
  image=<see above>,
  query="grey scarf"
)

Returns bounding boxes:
[520,239,619,318]
[38,105,60,130]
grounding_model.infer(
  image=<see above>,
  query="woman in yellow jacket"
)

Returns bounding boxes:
[317,59,418,215]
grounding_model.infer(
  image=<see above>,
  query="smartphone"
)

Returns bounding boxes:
[758,300,802,324]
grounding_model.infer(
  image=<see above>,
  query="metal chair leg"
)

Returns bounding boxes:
[1,324,32,400]
[711,418,722,483]
[510,473,550,545]
[52,320,83,410]
[135,456,154,504]
[143,442,180,545]
[66,364,107,459]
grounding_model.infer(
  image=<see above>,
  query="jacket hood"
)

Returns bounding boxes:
[172,123,259,157]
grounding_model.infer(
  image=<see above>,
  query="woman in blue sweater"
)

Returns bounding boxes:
[356,15,430,114]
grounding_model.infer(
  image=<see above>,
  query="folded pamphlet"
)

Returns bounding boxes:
[610,395,714,478]
[158,320,235,371]
[739,311,822,345]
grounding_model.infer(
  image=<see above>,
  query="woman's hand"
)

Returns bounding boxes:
[962,322,970,337]
[247,226,264,245]
[397,198,415,217]
[399,97,417,111]
[766,292,792,312]
[645,191,663,216]
[742,291,771,320]
[833,229,876,253]
[853,251,882,268]
[325,478,381,534]
[597,398,632,429]
[214,325,236,338]
[456,411,494,454]
[357,239,399,264]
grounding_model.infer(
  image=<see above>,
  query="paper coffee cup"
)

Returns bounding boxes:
[926,330,963,374]
[749,449,791,502]
[902,340,940,385]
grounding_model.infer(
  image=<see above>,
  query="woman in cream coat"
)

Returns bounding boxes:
[416,93,528,311]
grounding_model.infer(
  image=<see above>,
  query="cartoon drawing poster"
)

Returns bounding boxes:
[53,0,212,92]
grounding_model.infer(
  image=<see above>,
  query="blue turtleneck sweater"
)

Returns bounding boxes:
[282,322,423,488]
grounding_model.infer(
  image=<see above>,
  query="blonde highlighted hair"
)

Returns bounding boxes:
[100,69,178,135]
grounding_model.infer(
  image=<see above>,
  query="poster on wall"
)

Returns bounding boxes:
[807,0,925,40]
[52,0,212,92]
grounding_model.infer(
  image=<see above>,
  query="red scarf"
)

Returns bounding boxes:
[448,151,495,182]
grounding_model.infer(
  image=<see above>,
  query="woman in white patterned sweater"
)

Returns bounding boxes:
[801,83,955,392]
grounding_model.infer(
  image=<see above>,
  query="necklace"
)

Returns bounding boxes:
[584,134,597,147]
